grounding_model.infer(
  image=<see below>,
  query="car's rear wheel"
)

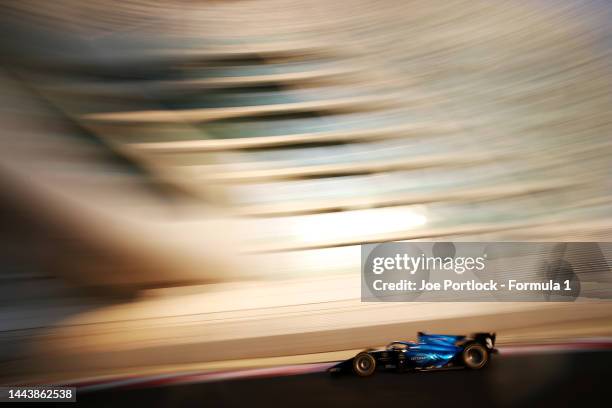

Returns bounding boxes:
[353,353,376,377]
[462,342,489,369]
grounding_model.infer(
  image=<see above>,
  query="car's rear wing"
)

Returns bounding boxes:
[472,332,497,352]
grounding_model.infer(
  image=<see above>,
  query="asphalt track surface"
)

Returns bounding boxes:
[75,349,612,407]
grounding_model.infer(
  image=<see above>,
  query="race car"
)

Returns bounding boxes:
[328,332,497,376]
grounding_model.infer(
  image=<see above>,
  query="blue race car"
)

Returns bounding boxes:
[328,332,497,377]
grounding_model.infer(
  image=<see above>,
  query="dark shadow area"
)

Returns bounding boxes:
[78,350,612,407]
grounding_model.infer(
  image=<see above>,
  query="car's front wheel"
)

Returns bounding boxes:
[353,353,377,377]
[462,342,489,370]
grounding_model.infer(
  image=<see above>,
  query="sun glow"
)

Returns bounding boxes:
[292,207,427,244]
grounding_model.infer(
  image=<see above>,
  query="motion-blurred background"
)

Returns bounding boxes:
[0,0,611,384]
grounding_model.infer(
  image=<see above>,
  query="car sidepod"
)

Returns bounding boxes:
[407,342,462,369]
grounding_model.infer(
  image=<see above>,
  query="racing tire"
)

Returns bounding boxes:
[353,353,377,377]
[462,342,489,370]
